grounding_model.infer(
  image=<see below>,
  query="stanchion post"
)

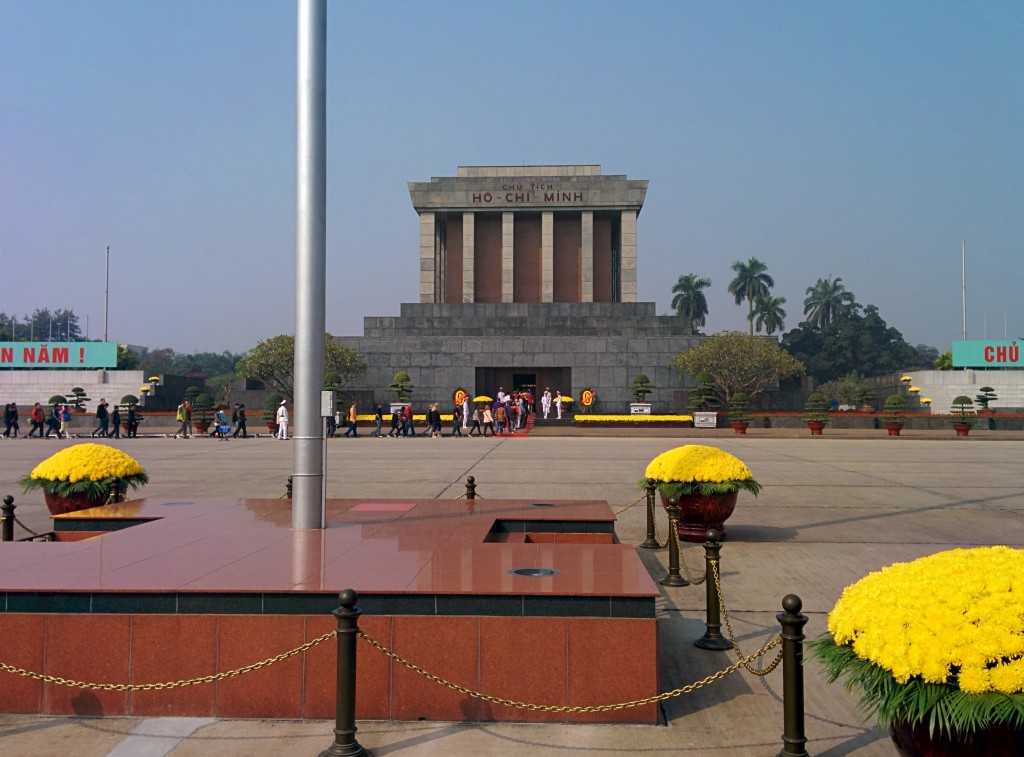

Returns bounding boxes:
[465,476,476,500]
[777,594,809,757]
[1,495,14,542]
[695,528,732,650]
[659,498,688,587]
[320,589,367,757]
[109,478,122,504]
[640,479,660,549]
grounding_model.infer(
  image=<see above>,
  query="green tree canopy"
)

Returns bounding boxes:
[670,273,712,332]
[782,304,920,384]
[117,345,141,370]
[672,331,804,404]
[750,293,787,336]
[727,258,774,335]
[235,334,367,400]
[802,276,858,329]
[0,309,82,341]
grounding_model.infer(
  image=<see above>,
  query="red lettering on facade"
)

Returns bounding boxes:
[0,348,11,363]
[52,347,69,363]
[22,347,36,363]
[985,346,995,362]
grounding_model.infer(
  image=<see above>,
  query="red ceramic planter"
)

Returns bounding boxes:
[660,490,739,542]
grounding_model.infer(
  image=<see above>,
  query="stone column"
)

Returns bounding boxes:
[419,212,436,303]
[541,211,553,303]
[581,210,594,303]
[502,211,514,303]
[620,209,637,303]
[462,212,475,303]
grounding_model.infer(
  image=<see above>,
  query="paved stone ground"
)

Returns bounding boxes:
[1,428,1022,756]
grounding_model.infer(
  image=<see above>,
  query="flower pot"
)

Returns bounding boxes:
[807,421,826,435]
[193,421,211,434]
[953,423,972,437]
[890,720,1024,756]
[886,423,903,436]
[731,421,749,435]
[265,421,278,433]
[43,490,107,516]
[660,490,739,542]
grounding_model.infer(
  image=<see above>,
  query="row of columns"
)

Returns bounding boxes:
[419,210,637,304]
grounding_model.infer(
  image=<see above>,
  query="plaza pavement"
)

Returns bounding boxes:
[2,426,1023,756]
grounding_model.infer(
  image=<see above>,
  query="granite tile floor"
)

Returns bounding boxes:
[2,431,1023,755]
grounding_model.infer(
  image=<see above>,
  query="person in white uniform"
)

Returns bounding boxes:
[276,400,289,440]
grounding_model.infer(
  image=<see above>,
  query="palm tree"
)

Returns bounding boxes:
[728,258,775,335]
[670,273,712,332]
[803,276,858,329]
[750,294,787,335]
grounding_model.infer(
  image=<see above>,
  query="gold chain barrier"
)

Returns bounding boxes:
[357,629,780,713]
[712,560,784,676]
[14,517,42,538]
[614,494,644,516]
[0,630,336,691]
[676,530,707,585]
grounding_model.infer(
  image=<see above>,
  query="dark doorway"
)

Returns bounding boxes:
[475,368,571,411]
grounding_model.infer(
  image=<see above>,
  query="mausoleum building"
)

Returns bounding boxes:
[338,165,699,412]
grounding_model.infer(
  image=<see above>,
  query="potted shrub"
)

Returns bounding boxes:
[120,394,140,434]
[881,394,907,436]
[950,395,976,437]
[67,386,89,411]
[856,386,876,413]
[388,371,414,414]
[191,393,215,434]
[21,443,149,515]
[975,386,997,415]
[808,547,1024,755]
[641,444,761,542]
[727,391,752,435]
[688,371,719,428]
[629,373,656,415]
[803,392,831,435]
[262,393,283,433]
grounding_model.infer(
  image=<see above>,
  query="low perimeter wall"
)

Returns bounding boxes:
[0,612,657,723]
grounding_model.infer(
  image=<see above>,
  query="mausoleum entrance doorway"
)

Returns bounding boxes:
[475,368,571,411]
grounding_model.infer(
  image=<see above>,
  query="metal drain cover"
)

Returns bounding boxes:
[509,567,559,577]
[531,502,556,507]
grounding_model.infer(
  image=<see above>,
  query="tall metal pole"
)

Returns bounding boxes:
[292,0,328,530]
[961,240,967,341]
[104,246,110,342]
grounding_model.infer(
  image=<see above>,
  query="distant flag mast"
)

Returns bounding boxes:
[961,240,966,341]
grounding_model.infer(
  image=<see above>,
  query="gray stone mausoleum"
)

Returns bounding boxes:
[337,166,699,413]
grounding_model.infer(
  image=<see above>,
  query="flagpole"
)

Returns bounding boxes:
[104,246,110,342]
[961,241,966,341]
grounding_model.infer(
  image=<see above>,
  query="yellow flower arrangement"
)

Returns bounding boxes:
[641,444,760,497]
[809,546,1024,738]
[21,443,149,501]
[577,414,694,424]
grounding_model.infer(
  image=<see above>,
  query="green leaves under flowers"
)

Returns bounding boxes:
[21,473,148,500]
[636,479,761,498]
[807,634,1024,738]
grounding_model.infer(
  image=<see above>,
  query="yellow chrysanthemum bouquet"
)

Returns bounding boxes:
[21,443,149,502]
[808,546,1024,741]
[640,444,760,499]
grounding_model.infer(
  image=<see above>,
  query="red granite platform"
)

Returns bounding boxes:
[0,497,660,722]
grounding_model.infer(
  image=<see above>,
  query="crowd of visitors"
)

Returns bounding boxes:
[2,386,568,442]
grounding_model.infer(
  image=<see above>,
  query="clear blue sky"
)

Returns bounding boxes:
[2,0,1021,354]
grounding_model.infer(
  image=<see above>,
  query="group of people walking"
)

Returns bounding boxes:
[3,399,142,440]
[175,400,251,440]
